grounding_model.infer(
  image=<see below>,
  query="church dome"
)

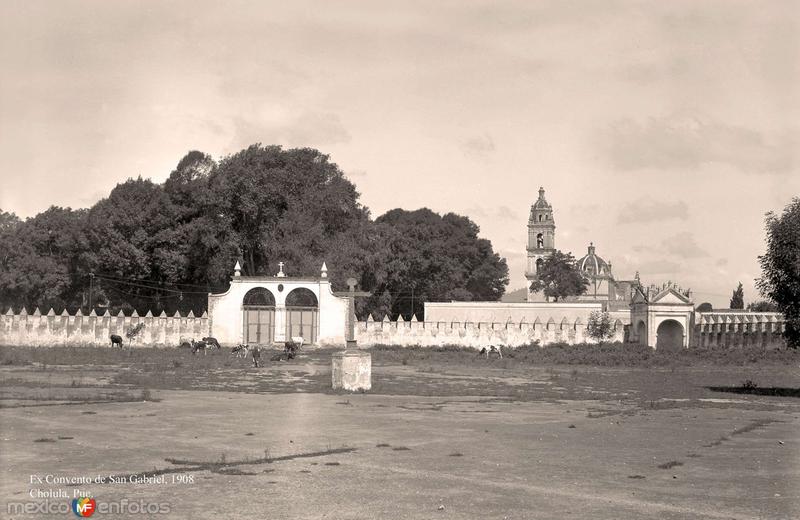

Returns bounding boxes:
[577,243,611,277]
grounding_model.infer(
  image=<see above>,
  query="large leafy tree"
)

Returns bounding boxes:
[1,145,511,320]
[757,197,800,348]
[85,177,192,313]
[529,250,588,302]
[0,207,89,312]
[729,282,744,309]
[206,145,370,279]
[366,208,509,319]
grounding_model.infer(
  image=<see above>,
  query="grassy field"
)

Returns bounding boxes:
[1,343,798,519]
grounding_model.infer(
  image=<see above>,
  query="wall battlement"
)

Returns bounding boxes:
[355,314,626,347]
[692,312,786,348]
[0,308,210,347]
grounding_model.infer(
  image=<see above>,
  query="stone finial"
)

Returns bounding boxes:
[131,310,139,318]
[397,314,405,323]
[20,307,28,316]
[5,308,13,316]
[61,309,70,317]
[75,309,83,317]
[173,310,182,318]
[159,310,167,318]
[366,313,374,322]
[117,310,125,317]
[234,261,242,277]
[410,314,418,322]
[277,261,286,277]
[89,309,97,317]
[201,311,208,318]
[103,309,111,317]
[145,310,153,318]
[33,307,42,317]
[46,308,56,317]
[382,314,391,323]
[187,310,195,318]
[321,262,328,278]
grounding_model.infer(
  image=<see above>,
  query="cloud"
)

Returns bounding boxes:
[232,111,351,149]
[636,259,682,275]
[461,133,495,160]
[600,114,796,174]
[617,198,689,224]
[660,231,708,258]
[467,204,519,222]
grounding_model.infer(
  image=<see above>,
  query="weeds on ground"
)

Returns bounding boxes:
[368,342,800,368]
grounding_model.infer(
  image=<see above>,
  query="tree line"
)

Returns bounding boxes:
[0,145,509,320]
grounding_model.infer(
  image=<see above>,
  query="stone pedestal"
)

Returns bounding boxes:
[331,350,371,391]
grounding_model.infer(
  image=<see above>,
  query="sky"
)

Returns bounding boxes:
[1,0,798,308]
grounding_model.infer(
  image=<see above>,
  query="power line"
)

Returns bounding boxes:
[92,274,223,295]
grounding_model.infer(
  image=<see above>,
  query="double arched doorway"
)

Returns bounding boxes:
[242,287,319,345]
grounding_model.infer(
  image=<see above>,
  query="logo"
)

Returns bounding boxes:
[71,498,96,517]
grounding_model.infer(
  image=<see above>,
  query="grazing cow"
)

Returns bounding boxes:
[178,339,193,350]
[202,337,222,350]
[251,346,262,368]
[478,344,503,359]
[231,344,249,358]
[191,339,210,355]
[282,336,304,360]
[110,334,123,348]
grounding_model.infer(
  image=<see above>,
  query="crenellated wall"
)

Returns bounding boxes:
[0,308,210,348]
[355,315,626,348]
[691,312,786,348]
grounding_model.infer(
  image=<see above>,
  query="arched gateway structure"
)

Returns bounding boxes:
[629,284,694,349]
[207,262,348,346]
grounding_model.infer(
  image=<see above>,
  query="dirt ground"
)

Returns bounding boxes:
[1,346,798,519]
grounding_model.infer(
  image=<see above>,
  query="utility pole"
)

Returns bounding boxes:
[89,272,95,313]
[411,286,414,320]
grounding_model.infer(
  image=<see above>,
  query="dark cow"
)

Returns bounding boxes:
[231,344,249,358]
[251,346,262,368]
[478,345,503,359]
[110,334,123,348]
[202,337,222,349]
[191,339,210,355]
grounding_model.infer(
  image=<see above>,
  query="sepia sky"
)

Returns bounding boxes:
[1,0,798,307]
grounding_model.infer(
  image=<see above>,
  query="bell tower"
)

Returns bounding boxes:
[525,187,556,302]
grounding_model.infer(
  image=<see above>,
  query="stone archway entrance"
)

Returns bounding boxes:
[656,319,684,351]
[285,288,318,343]
[243,288,275,345]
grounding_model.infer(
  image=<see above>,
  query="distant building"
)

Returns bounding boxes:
[525,187,637,309]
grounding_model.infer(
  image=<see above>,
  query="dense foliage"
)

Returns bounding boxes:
[746,300,779,312]
[757,197,800,348]
[729,282,744,309]
[529,250,588,302]
[586,311,614,344]
[0,145,508,319]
